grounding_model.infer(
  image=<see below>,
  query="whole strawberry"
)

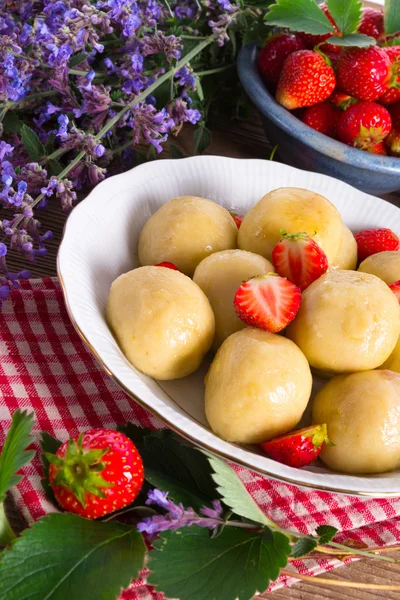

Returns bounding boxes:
[301,102,340,137]
[272,231,328,291]
[390,102,400,129]
[385,129,400,155]
[276,50,336,110]
[257,33,306,85]
[380,47,400,105]
[336,101,392,150]
[47,429,144,519]
[330,91,358,111]
[260,424,332,468]
[355,228,400,262]
[358,7,384,40]
[337,47,391,101]
[369,141,388,155]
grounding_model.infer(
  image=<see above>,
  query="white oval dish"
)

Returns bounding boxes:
[58,155,400,496]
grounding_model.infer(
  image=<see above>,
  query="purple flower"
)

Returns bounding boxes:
[168,99,202,125]
[131,53,143,73]
[200,500,224,519]
[142,32,183,62]
[129,102,174,153]
[0,243,7,258]
[0,141,13,161]
[45,43,73,67]
[175,67,196,89]
[57,114,70,140]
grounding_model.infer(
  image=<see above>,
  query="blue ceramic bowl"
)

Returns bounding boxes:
[237,43,400,195]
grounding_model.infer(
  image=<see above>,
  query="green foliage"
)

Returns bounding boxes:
[20,125,45,161]
[326,0,362,36]
[2,111,23,134]
[316,524,338,544]
[385,0,400,35]
[329,33,376,46]
[69,53,88,67]
[0,410,35,503]
[290,536,318,558]
[193,125,212,154]
[40,431,62,503]
[265,0,335,35]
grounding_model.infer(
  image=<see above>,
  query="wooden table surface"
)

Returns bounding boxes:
[7,115,400,599]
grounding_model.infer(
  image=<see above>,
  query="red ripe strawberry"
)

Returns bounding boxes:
[233,273,301,333]
[47,429,144,519]
[330,91,358,111]
[230,212,243,228]
[358,7,384,40]
[272,231,328,291]
[260,424,332,468]
[386,128,400,155]
[276,50,336,110]
[355,228,400,262]
[257,33,306,85]
[380,47,400,105]
[300,2,338,50]
[369,141,388,155]
[337,47,392,101]
[390,102,400,129]
[301,102,340,137]
[155,261,179,270]
[389,280,400,303]
[336,101,392,150]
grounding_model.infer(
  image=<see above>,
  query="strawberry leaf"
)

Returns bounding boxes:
[40,431,63,504]
[328,33,376,46]
[148,525,291,600]
[385,0,400,36]
[0,410,35,503]
[265,0,335,35]
[326,0,362,35]
[206,453,277,528]
[316,524,338,544]
[290,536,317,558]
[0,514,146,600]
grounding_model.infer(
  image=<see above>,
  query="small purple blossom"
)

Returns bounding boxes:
[175,67,196,89]
[0,141,13,161]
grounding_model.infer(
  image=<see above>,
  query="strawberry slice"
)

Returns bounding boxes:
[354,228,400,262]
[389,280,400,303]
[271,230,328,291]
[233,273,301,333]
[155,261,179,270]
[260,424,332,468]
[230,212,243,229]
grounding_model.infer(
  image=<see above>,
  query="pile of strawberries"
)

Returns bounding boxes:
[257,5,400,156]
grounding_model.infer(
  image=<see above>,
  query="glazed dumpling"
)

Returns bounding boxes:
[312,370,400,474]
[138,196,237,276]
[205,328,312,444]
[238,187,343,264]
[286,270,400,374]
[193,250,273,350]
[106,266,215,380]
[331,225,358,271]
[358,251,400,285]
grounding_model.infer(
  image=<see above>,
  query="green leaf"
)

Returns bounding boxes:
[117,422,155,445]
[0,514,146,600]
[69,53,88,67]
[40,431,62,504]
[242,21,272,44]
[385,0,400,36]
[206,453,276,528]
[316,524,338,544]
[0,410,35,503]
[148,525,291,600]
[2,111,23,134]
[265,0,335,35]
[169,144,185,159]
[20,125,45,161]
[290,536,317,558]
[194,75,204,102]
[326,0,362,35]
[328,33,376,46]
[193,125,212,154]
[48,159,63,176]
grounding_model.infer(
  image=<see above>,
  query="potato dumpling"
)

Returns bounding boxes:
[380,336,400,373]
[286,270,400,374]
[106,266,215,380]
[238,187,343,264]
[331,225,358,271]
[193,250,273,350]
[358,251,400,285]
[312,370,400,474]
[205,328,312,444]
[138,196,237,276]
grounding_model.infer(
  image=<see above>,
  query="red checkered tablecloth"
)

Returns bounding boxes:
[1,278,400,598]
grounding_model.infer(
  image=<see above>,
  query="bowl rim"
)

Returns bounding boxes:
[237,42,400,175]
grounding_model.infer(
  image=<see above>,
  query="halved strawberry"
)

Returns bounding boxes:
[271,230,328,291]
[389,280,400,303]
[155,262,179,270]
[230,212,243,228]
[355,228,400,262]
[233,273,301,333]
[260,424,332,468]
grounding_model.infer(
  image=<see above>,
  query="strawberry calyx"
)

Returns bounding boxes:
[279,229,315,242]
[355,124,387,149]
[46,434,113,507]
[271,424,333,448]
[314,45,332,66]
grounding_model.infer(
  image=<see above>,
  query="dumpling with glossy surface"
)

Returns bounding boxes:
[138,196,237,276]
[358,251,400,285]
[313,370,400,474]
[286,270,400,374]
[331,225,358,271]
[205,328,312,444]
[238,187,343,264]
[193,249,273,350]
[106,266,215,380]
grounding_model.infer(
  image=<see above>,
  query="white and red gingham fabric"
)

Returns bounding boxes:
[1,278,400,597]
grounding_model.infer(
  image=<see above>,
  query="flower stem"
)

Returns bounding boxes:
[280,570,400,591]
[40,147,69,165]
[195,65,234,77]
[0,503,16,546]
[0,90,60,110]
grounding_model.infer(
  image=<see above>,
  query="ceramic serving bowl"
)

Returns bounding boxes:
[237,43,400,196]
[58,155,400,496]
